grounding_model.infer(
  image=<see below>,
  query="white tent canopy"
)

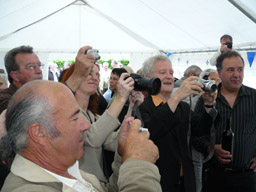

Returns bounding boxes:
[0,0,256,87]
[1,0,256,52]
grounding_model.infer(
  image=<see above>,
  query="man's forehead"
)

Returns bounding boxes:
[52,94,78,121]
[221,38,231,43]
[223,56,243,66]
[15,53,39,63]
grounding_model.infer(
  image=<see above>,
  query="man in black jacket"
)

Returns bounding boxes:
[139,55,217,192]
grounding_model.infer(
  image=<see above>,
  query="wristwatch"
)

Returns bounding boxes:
[205,104,214,108]
[204,102,216,108]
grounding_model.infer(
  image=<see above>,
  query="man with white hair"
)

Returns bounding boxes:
[139,54,217,192]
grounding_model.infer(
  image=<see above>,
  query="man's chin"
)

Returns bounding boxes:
[161,89,172,94]
[162,86,173,93]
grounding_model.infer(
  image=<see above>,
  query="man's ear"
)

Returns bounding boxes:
[189,72,194,77]
[10,71,20,83]
[28,123,47,146]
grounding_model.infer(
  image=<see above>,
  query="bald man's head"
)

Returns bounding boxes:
[4,80,78,154]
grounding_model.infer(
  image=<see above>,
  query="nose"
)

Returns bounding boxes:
[234,69,241,77]
[80,117,91,132]
[35,66,42,74]
[88,73,93,79]
[165,72,172,79]
[94,75,99,82]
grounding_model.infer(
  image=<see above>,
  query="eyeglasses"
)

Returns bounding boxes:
[110,77,119,81]
[19,63,44,71]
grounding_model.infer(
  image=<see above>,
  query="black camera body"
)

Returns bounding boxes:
[125,73,161,95]
[85,49,101,60]
[225,42,232,49]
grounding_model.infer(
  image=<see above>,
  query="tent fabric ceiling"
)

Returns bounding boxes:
[0,0,256,53]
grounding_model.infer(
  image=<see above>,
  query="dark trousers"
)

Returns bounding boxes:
[178,176,185,192]
[203,167,256,192]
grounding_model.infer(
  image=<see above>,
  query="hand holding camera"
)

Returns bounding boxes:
[85,49,101,61]
[174,76,203,102]
[129,90,144,107]
[117,73,135,103]
[65,46,95,92]
[225,42,232,49]
[221,42,232,53]
[75,46,96,76]
[124,73,161,95]
[119,118,159,164]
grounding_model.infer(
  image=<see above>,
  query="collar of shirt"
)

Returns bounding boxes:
[152,95,165,106]
[42,161,96,192]
[218,84,250,99]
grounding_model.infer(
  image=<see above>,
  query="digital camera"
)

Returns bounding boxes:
[225,42,232,49]
[125,73,161,95]
[85,49,101,60]
[199,79,217,92]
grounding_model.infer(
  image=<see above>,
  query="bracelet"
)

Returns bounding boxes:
[204,104,214,108]
[204,102,216,108]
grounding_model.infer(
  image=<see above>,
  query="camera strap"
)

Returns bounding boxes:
[131,101,144,128]
[189,96,216,163]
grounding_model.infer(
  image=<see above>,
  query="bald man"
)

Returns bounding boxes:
[0,80,161,192]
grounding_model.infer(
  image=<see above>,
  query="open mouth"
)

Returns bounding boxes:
[163,82,172,85]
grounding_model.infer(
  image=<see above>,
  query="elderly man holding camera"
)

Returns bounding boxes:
[139,55,218,192]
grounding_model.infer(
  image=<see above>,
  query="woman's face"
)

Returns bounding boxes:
[92,64,100,87]
[109,73,119,92]
[81,73,96,96]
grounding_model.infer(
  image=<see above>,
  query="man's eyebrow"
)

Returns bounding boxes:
[70,109,80,118]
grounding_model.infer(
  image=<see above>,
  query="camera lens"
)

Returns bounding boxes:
[225,42,232,49]
[204,83,217,92]
[199,79,217,92]
[126,73,161,95]
[149,78,161,95]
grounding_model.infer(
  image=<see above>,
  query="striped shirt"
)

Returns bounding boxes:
[212,84,256,169]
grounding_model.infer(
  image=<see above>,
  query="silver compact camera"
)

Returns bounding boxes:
[85,49,100,60]
[199,79,217,92]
